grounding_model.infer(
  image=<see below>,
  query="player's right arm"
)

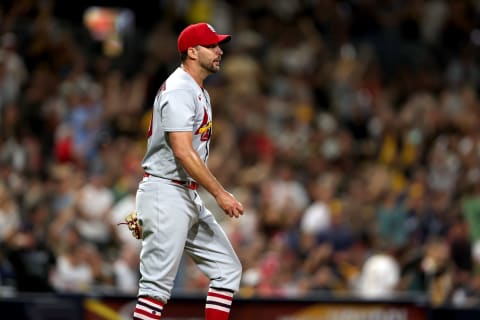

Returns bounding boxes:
[168,131,244,218]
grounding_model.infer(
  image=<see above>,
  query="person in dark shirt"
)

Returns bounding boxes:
[6,201,56,292]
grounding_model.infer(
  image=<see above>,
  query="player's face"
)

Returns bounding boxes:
[196,44,223,73]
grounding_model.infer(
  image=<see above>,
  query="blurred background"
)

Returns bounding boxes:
[1,0,480,317]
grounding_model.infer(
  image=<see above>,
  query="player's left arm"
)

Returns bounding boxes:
[168,131,243,218]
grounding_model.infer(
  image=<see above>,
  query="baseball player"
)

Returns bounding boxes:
[132,23,244,320]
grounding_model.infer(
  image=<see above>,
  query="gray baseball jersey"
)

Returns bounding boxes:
[135,67,241,304]
[142,67,212,181]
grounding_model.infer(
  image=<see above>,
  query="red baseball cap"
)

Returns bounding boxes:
[177,23,231,53]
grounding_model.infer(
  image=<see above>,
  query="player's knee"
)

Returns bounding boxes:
[233,256,243,276]
[228,256,243,290]
[213,255,242,292]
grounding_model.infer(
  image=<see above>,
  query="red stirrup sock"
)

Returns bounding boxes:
[133,296,164,320]
[205,287,234,320]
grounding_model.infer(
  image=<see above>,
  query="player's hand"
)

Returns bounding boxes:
[215,191,244,218]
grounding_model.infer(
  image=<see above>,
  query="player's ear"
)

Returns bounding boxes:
[187,46,199,60]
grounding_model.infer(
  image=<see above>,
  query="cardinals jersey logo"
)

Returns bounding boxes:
[195,108,212,141]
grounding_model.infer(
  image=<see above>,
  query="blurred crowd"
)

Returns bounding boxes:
[1,0,480,308]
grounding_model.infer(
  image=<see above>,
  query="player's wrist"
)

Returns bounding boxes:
[210,185,227,198]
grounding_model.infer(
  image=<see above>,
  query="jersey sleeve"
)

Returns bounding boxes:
[160,89,196,132]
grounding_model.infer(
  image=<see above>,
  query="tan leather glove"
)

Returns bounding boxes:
[118,211,142,240]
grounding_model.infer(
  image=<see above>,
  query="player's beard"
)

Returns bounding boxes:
[200,58,220,74]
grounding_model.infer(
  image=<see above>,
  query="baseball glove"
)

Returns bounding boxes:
[117,211,142,240]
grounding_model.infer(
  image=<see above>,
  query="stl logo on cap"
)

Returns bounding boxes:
[206,24,216,33]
